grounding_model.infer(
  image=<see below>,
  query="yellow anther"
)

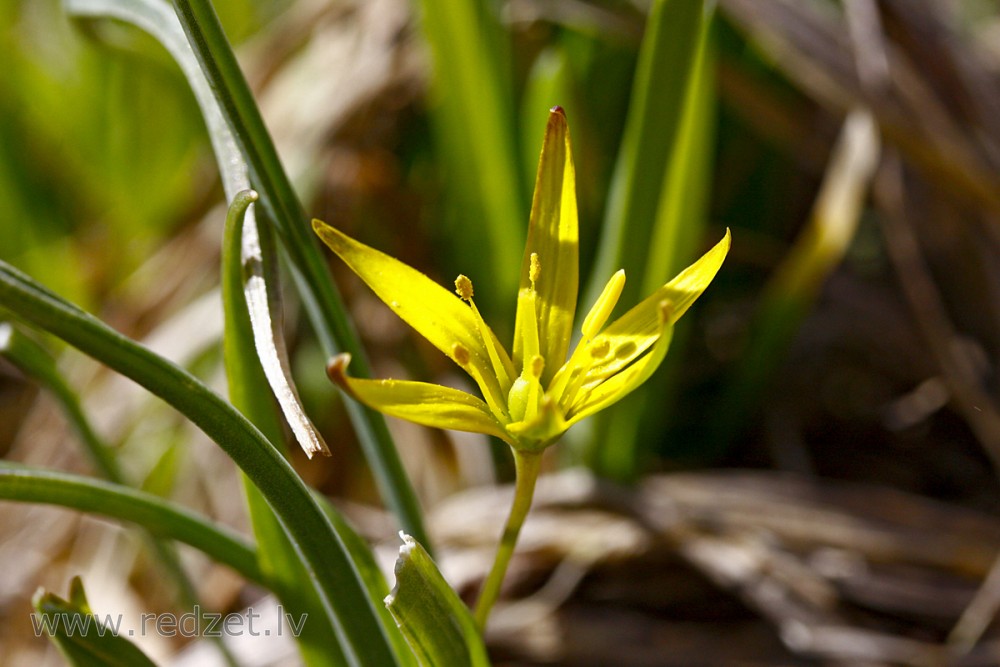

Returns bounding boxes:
[452,342,471,366]
[581,269,626,340]
[529,253,541,287]
[529,355,544,379]
[589,339,610,359]
[455,274,474,301]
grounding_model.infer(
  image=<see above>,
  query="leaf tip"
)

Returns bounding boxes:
[325,353,353,386]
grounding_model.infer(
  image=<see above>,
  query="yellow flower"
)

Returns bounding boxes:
[314,107,729,454]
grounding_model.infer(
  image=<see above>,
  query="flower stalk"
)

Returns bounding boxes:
[473,450,542,628]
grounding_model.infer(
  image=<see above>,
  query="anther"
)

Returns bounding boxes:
[529,253,541,286]
[452,342,471,366]
[529,355,544,379]
[589,339,610,359]
[455,274,474,301]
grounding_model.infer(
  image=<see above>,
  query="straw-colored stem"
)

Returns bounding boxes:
[474,450,542,629]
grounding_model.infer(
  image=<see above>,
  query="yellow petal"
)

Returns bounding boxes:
[565,312,675,426]
[514,107,579,382]
[313,220,511,412]
[327,355,513,445]
[578,230,729,383]
[580,269,626,340]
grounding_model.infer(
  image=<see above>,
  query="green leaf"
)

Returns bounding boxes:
[0,261,400,667]
[417,0,525,308]
[386,535,490,667]
[317,497,419,667]
[0,462,263,585]
[169,0,425,542]
[584,0,709,305]
[0,321,240,666]
[33,578,158,667]
[223,191,348,667]
[64,0,427,544]
[581,0,716,480]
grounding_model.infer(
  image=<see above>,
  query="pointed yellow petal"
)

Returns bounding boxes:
[576,230,729,383]
[581,269,626,340]
[565,308,675,426]
[327,355,513,445]
[513,107,579,382]
[313,220,511,412]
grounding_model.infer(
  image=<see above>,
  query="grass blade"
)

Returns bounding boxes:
[0,462,262,584]
[585,8,718,479]
[65,0,327,458]
[584,0,708,307]
[167,0,426,541]
[0,321,241,666]
[34,578,158,667]
[223,190,348,667]
[0,261,400,667]
[417,0,525,308]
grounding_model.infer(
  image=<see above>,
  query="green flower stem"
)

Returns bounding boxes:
[169,0,428,547]
[473,450,542,629]
[0,261,400,667]
[0,462,263,585]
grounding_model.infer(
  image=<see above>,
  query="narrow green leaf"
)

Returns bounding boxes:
[0,462,263,585]
[0,261,400,667]
[417,0,524,308]
[386,535,490,667]
[224,191,348,667]
[166,0,426,543]
[0,321,240,667]
[584,0,708,309]
[582,1,715,480]
[316,497,419,667]
[65,0,327,459]
[34,577,158,667]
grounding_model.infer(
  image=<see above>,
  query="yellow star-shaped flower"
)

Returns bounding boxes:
[314,107,729,454]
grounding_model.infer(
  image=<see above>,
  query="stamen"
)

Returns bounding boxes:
[454,274,474,301]
[581,269,625,340]
[455,275,513,390]
[529,253,541,288]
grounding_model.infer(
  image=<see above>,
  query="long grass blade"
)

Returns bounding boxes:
[0,462,263,584]
[581,0,714,479]
[417,0,525,308]
[0,261,401,667]
[168,0,425,541]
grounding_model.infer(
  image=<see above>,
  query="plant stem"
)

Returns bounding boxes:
[474,450,542,629]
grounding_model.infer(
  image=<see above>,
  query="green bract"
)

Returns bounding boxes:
[315,107,729,454]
